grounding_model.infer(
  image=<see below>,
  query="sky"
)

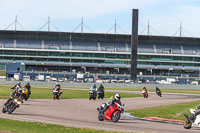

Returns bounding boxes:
[1,0,200,37]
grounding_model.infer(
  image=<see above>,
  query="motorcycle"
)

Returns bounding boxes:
[97,102,124,122]
[142,90,148,98]
[2,97,23,114]
[183,108,200,129]
[89,89,97,100]
[53,87,63,100]
[97,90,104,99]
[156,89,162,97]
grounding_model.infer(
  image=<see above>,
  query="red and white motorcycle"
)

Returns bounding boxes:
[184,108,200,129]
[52,87,62,100]
[142,90,148,98]
[97,102,124,122]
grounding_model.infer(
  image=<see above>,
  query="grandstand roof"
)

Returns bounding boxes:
[1,30,200,46]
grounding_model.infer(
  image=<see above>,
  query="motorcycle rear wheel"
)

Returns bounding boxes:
[183,119,192,129]
[112,112,120,122]
[89,95,92,100]
[94,94,96,100]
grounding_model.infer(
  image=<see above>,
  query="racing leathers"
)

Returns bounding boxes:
[102,97,122,113]
[5,84,22,105]
[191,105,200,121]
[98,84,104,93]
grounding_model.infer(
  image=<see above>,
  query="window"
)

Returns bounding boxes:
[72,53,82,57]
[94,53,104,58]
[60,59,70,62]
[117,54,128,59]
[15,50,25,55]
[49,52,58,56]
[4,50,14,55]
[105,54,116,58]
[37,51,48,56]
[26,51,37,56]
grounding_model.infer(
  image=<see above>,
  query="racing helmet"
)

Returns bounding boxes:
[156,87,159,89]
[17,82,21,86]
[26,82,30,86]
[114,93,121,100]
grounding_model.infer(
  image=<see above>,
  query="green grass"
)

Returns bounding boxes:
[127,100,200,121]
[60,87,200,94]
[2,84,200,94]
[0,118,120,133]
[105,88,200,94]
[0,85,141,99]
[0,70,6,76]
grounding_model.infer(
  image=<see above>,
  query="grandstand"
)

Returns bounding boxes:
[0,29,200,80]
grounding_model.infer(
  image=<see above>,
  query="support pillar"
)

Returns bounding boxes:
[130,9,139,81]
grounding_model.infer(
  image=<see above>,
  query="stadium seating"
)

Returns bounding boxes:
[16,39,42,49]
[183,44,200,55]
[72,41,98,51]
[182,45,195,55]
[0,39,14,48]
[138,44,154,53]
[44,40,70,50]
[100,42,127,52]
[155,44,182,54]
[1,38,200,56]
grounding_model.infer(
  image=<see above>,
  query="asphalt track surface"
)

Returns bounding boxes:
[1,92,200,133]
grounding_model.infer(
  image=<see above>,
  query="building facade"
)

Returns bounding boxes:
[0,30,200,78]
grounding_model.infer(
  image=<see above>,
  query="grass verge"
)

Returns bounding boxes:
[0,86,141,99]
[35,86,200,94]
[1,84,200,94]
[126,100,200,121]
[0,118,119,133]
[0,70,6,76]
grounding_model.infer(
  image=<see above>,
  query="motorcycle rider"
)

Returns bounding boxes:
[4,82,22,106]
[142,87,148,94]
[97,84,104,93]
[142,87,147,92]
[24,82,31,99]
[52,83,62,100]
[11,82,22,97]
[156,87,160,92]
[190,106,200,122]
[90,83,97,91]
[142,87,148,98]
[101,93,121,114]
[11,82,21,90]
[55,82,61,90]
[156,87,161,96]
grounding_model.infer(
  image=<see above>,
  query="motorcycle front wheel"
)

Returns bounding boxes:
[98,112,104,121]
[7,104,17,114]
[183,119,192,129]
[2,105,7,113]
[112,112,120,122]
